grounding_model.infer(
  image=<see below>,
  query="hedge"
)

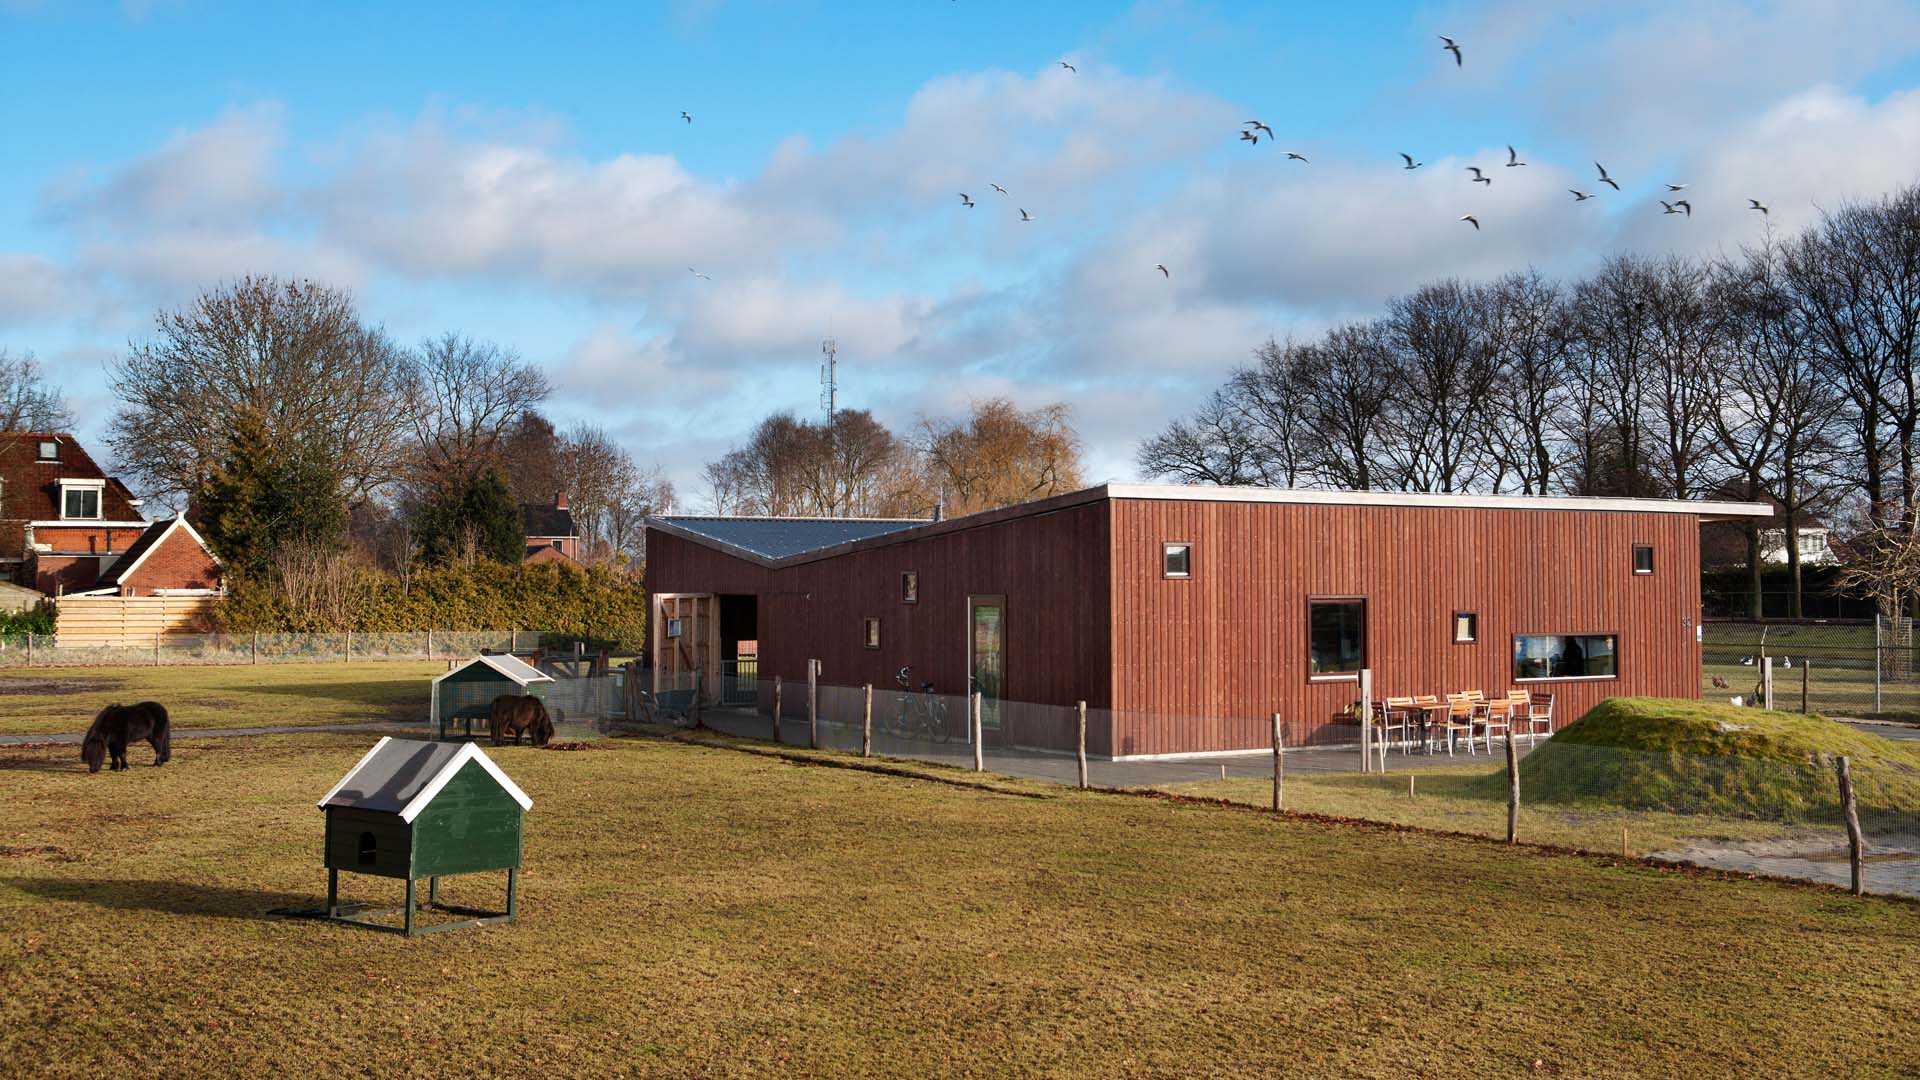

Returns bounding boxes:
[210,561,648,652]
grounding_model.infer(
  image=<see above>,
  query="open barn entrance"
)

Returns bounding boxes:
[718,594,758,706]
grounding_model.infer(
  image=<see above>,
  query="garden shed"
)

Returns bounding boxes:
[432,653,555,740]
[315,736,532,935]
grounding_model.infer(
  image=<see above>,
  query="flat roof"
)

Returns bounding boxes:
[647,484,1772,568]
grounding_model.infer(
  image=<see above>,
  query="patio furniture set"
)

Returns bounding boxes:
[1366,690,1555,756]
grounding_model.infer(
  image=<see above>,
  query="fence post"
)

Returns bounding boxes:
[773,676,782,743]
[511,629,519,653]
[154,632,161,666]
[1836,755,1866,897]
[693,668,704,728]
[807,659,818,750]
[1271,712,1284,813]
[1874,614,1883,713]
[426,628,433,661]
[344,629,352,663]
[862,684,872,758]
[1801,660,1809,714]
[1359,668,1375,773]
[1504,726,1520,844]
[26,632,32,667]
[1762,657,1775,711]
[252,630,259,665]
[971,691,984,772]
[1077,701,1089,790]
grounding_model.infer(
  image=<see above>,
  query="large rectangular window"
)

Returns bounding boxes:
[1513,634,1618,680]
[62,487,100,520]
[1309,598,1366,677]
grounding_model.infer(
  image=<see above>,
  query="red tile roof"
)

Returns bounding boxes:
[0,433,144,522]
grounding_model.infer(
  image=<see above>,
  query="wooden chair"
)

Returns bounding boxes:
[1481,693,1514,748]
[1385,697,1418,754]
[1519,692,1555,744]
[1412,695,1442,753]
[1437,694,1480,755]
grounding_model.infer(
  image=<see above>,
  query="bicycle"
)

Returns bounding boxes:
[887,666,951,743]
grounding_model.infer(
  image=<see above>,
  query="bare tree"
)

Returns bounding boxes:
[404,332,551,485]
[1642,254,1724,500]
[1378,279,1500,492]
[1136,388,1266,486]
[1299,321,1395,490]
[917,398,1084,515]
[0,349,75,433]
[1567,256,1661,496]
[108,276,411,502]
[1484,271,1574,494]
[705,411,925,517]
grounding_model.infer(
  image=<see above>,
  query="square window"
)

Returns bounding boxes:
[664,617,683,639]
[863,617,881,650]
[1309,598,1366,676]
[36,440,57,461]
[62,487,99,520]
[1163,543,1192,578]
[1453,612,1478,643]
[901,571,918,604]
[1633,546,1654,574]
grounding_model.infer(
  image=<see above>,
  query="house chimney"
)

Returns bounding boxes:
[555,492,568,511]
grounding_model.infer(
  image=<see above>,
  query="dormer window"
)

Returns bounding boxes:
[36,440,58,461]
[58,479,104,520]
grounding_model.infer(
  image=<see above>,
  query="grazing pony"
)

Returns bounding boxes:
[81,702,171,773]
[489,695,554,747]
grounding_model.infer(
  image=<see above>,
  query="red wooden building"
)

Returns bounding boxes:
[644,485,1770,758]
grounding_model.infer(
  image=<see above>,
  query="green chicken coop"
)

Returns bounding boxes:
[314,736,533,936]
[431,653,556,741]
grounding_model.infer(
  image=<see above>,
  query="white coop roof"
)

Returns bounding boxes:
[317,736,532,824]
[431,652,557,688]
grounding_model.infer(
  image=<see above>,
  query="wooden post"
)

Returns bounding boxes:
[1837,755,1866,897]
[344,629,352,663]
[1077,701,1089,790]
[1622,825,1629,857]
[403,876,416,936]
[971,691,984,772]
[1801,660,1809,714]
[428,876,440,906]
[1360,668,1382,774]
[773,676,783,743]
[326,867,338,917]
[511,629,519,653]
[693,669,704,728]
[506,867,519,919]
[25,632,32,667]
[1504,726,1520,844]
[807,660,819,750]
[862,684,873,757]
[252,629,259,665]
[1762,656,1775,710]
[1409,774,1415,799]
[1271,712,1284,813]
[154,632,162,666]
[426,628,434,661]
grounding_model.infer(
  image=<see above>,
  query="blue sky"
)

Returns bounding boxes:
[5,0,1920,504]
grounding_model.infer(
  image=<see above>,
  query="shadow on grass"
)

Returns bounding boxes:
[0,754,85,774]
[3,877,316,921]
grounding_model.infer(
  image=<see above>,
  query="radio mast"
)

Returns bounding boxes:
[819,335,839,430]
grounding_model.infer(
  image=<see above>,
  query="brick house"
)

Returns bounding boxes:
[0,433,222,597]
[521,493,579,562]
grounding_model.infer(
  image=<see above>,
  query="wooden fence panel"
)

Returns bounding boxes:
[55,596,217,648]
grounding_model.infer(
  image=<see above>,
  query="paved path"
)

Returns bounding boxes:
[0,721,417,746]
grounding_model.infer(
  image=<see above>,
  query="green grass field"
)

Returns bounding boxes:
[3,719,1919,1078]
[0,662,442,736]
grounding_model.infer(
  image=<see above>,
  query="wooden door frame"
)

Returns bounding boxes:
[652,592,719,700]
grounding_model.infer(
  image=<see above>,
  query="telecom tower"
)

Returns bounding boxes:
[819,335,839,430]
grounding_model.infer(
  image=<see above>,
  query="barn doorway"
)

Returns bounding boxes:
[719,594,759,706]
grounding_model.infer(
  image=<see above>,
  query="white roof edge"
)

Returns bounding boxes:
[429,652,557,687]
[397,742,533,823]
[1101,483,1775,517]
[316,736,394,810]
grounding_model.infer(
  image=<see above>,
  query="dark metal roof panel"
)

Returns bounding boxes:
[321,739,464,814]
[654,516,925,559]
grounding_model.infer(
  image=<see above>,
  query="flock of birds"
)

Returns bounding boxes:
[681,34,1778,283]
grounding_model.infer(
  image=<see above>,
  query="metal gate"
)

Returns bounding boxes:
[722,657,759,706]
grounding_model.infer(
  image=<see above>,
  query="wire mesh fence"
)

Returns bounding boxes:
[1702,618,1919,719]
[0,630,601,667]
[641,669,1920,897]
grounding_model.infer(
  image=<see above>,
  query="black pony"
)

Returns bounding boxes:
[81,702,171,773]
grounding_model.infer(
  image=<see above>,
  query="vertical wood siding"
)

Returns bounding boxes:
[1106,500,1704,755]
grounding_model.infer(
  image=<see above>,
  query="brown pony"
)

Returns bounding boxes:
[489,695,553,747]
[81,702,171,773]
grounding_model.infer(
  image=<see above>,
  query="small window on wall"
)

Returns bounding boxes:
[1513,634,1618,680]
[901,571,918,604]
[863,618,881,650]
[1163,543,1192,578]
[1633,545,1654,574]
[36,440,57,461]
[62,487,100,520]
[1309,598,1366,677]
[1453,612,1478,643]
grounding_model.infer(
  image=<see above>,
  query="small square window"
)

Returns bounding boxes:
[1633,545,1654,574]
[1163,543,1192,578]
[36,440,58,461]
[863,617,881,650]
[901,571,918,604]
[664,617,683,639]
[1453,612,1478,643]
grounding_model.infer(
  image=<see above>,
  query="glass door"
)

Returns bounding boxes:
[968,595,1005,735]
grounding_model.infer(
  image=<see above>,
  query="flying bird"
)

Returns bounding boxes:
[1467,166,1491,186]
[1595,162,1620,190]
[1674,199,1692,216]
[680,111,691,124]
[958,193,975,208]
[1019,208,1034,221]
[1246,120,1275,139]
[1570,190,1595,201]
[1665,183,1688,192]
[1506,145,1527,167]
[1460,214,1480,230]
[1285,152,1309,163]
[1440,35,1463,66]
[1155,264,1169,278]
[990,183,1008,195]
[1660,199,1691,216]
[1748,198,1769,216]
[1400,152,1423,170]
[1059,60,1076,73]
[688,268,710,280]
[1239,129,1260,145]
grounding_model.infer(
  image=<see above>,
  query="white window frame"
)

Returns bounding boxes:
[36,440,59,461]
[1163,542,1193,579]
[58,479,105,521]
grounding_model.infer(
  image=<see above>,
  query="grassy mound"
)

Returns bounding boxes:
[1508,697,1920,821]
